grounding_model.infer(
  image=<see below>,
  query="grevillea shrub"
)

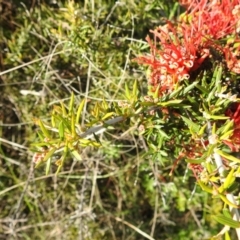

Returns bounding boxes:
[34,0,240,238]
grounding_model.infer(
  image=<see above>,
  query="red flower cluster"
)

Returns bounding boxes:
[224,103,240,151]
[186,0,240,40]
[137,0,240,96]
[185,0,240,74]
[137,23,209,95]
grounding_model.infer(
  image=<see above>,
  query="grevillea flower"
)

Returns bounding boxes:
[180,0,240,73]
[223,102,240,151]
[136,23,209,96]
[182,0,240,40]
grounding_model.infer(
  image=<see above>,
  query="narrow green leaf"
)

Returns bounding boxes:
[51,113,56,128]
[56,144,68,174]
[181,116,199,132]
[158,129,170,139]
[212,123,216,134]
[208,115,229,120]
[79,138,101,147]
[186,158,205,164]
[168,86,183,98]
[215,149,240,163]
[102,98,108,110]
[76,98,86,123]
[34,147,56,168]
[42,147,56,162]
[54,115,71,132]
[71,113,76,137]
[198,124,207,136]
[220,130,234,140]
[37,131,44,141]
[45,156,51,175]
[69,92,74,114]
[219,194,240,208]
[222,120,234,134]
[92,102,100,118]
[60,101,67,117]
[183,81,198,94]
[225,231,231,240]
[132,79,138,99]
[125,83,130,99]
[158,99,182,106]
[222,208,233,219]
[101,112,115,121]
[38,119,51,138]
[198,180,213,194]
[59,121,65,140]
[195,84,208,94]
[207,143,216,156]
[223,168,235,190]
[216,65,223,82]
[213,214,240,228]
[71,150,82,161]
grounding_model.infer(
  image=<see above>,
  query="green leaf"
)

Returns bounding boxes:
[76,98,86,123]
[153,84,160,99]
[69,92,74,114]
[196,84,208,94]
[213,214,240,228]
[34,147,56,169]
[45,156,51,175]
[102,98,108,110]
[59,121,65,140]
[222,208,233,219]
[38,119,51,138]
[79,138,101,147]
[51,113,56,128]
[182,81,198,94]
[219,194,240,208]
[198,124,207,136]
[215,149,240,163]
[60,101,67,117]
[223,168,236,190]
[220,130,234,140]
[71,113,76,137]
[158,99,182,106]
[198,180,213,194]
[225,231,231,240]
[168,86,183,98]
[181,116,199,132]
[56,144,68,174]
[101,112,115,121]
[71,150,82,161]
[186,158,205,164]
[132,79,138,99]
[158,129,170,139]
[216,65,223,83]
[125,83,130,100]
[42,147,56,162]
[92,102,100,118]
[222,120,234,134]
[204,113,229,120]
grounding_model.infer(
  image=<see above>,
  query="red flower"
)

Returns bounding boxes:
[136,23,208,96]
[183,0,240,40]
